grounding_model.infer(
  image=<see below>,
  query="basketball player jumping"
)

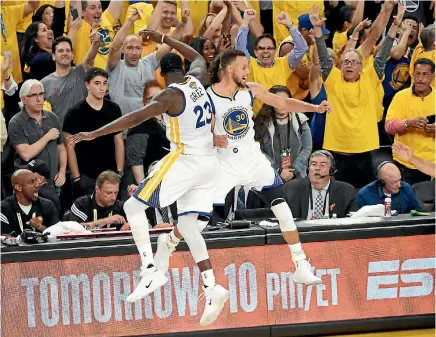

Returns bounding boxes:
[155,49,332,286]
[70,31,229,326]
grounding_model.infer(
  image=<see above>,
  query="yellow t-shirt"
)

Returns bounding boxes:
[177,0,209,37]
[333,31,348,54]
[386,87,435,169]
[278,36,313,100]
[248,56,293,115]
[410,44,435,87]
[273,1,324,46]
[1,4,25,84]
[358,47,383,122]
[323,66,383,153]
[73,9,117,70]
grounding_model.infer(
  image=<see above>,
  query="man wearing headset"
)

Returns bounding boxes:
[284,150,358,219]
[356,161,420,214]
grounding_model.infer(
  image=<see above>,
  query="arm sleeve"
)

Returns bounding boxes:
[374,35,395,79]
[235,26,251,60]
[52,6,66,39]
[0,203,12,235]
[315,36,333,81]
[70,199,89,222]
[287,28,308,70]
[7,119,28,146]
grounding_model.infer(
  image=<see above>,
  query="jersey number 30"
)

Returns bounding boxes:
[193,102,213,129]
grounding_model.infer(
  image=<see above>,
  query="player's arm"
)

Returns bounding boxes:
[248,82,331,114]
[141,29,207,83]
[70,90,174,144]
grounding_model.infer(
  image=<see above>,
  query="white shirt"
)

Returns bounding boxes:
[18,202,32,215]
[307,180,331,220]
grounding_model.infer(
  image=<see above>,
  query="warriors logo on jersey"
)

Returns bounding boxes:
[223,106,250,140]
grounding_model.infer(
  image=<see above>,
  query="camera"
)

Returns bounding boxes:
[20,230,49,244]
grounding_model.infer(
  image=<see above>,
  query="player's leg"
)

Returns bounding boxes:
[248,153,321,285]
[124,151,182,302]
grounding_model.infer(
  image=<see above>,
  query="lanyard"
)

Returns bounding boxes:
[309,184,331,217]
[16,212,36,231]
[93,209,112,222]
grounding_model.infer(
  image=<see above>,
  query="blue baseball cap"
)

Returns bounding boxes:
[298,14,330,36]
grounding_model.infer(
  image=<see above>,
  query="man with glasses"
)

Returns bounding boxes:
[236,9,308,115]
[311,2,398,188]
[8,79,67,191]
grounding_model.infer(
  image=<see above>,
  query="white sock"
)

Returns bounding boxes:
[289,242,306,264]
[168,229,181,247]
[123,197,155,268]
[201,269,216,288]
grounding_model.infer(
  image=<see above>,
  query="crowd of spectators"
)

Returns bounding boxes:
[1,0,435,235]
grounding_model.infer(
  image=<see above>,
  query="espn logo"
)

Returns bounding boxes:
[366,258,436,300]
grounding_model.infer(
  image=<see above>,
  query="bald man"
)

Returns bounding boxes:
[356,162,420,214]
[107,7,187,115]
[1,169,59,235]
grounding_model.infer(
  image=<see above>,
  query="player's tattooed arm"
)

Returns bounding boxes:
[69,90,174,144]
[247,82,332,114]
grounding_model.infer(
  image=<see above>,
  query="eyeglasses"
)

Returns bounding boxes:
[26,92,45,99]
[341,60,361,66]
[257,46,275,51]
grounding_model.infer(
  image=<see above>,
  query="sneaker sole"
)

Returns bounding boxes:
[199,291,230,327]
[125,275,168,303]
[293,277,323,286]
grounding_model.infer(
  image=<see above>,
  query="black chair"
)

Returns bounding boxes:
[62,210,72,222]
[413,180,435,212]
[371,145,393,177]
[1,140,14,200]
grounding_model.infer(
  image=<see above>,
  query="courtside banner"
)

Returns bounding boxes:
[1,235,435,337]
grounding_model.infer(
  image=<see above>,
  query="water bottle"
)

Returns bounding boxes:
[384,198,392,217]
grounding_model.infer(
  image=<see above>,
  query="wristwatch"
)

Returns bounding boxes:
[117,171,124,179]
[404,119,408,129]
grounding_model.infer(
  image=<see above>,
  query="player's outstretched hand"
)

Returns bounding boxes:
[316,100,332,114]
[68,131,96,145]
[213,135,228,148]
[139,29,163,43]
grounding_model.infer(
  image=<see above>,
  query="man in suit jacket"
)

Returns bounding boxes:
[283,150,358,219]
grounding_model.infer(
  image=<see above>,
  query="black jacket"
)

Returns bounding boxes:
[283,177,358,219]
[1,195,59,235]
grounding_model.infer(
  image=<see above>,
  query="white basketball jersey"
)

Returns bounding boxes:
[163,76,214,156]
[207,85,256,152]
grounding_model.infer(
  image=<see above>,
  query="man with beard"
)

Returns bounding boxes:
[41,35,99,125]
[153,49,331,288]
[284,150,358,219]
[1,169,59,235]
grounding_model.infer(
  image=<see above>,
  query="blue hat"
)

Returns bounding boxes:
[298,14,330,35]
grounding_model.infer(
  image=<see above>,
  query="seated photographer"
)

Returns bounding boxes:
[1,169,59,235]
[69,171,130,231]
[284,150,358,219]
[19,159,62,214]
[356,161,420,214]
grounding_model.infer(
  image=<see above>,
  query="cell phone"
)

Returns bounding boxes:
[4,51,12,69]
[70,8,79,21]
[427,114,435,124]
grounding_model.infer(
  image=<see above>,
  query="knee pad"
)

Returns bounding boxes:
[123,197,148,214]
[197,215,210,232]
[176,213,199,236]
[270,201,297,232]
